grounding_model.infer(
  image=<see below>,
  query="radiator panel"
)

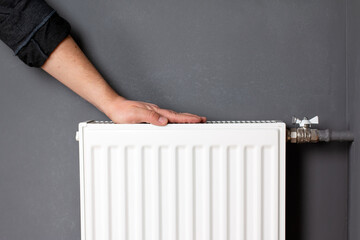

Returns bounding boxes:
[78,122,286,240]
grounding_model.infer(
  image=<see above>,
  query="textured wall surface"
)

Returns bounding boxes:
[347,0,360,239]
[0,1,349,240]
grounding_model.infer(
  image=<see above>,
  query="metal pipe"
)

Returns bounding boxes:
[317,129,355,142]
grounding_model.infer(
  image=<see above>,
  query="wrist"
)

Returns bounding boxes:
[102,95,126,120]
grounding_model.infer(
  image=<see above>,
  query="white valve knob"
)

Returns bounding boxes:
[292,116,319,128]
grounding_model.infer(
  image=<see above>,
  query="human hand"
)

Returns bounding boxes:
[105,97,206,126]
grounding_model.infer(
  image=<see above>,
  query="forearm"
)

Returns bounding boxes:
[41,35,123,116]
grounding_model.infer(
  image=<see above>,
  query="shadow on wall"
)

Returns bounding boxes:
[286,142,349,240]
[286,143,303,240]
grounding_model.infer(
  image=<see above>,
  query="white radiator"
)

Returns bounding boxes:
[76,121,286,240]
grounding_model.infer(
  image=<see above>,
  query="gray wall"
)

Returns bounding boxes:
[347,0,360,239]
[0,0,350,240]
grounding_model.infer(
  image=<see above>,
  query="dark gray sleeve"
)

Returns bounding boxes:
[0,0,71,67]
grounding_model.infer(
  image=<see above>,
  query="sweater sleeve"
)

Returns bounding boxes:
[0,0,71,67]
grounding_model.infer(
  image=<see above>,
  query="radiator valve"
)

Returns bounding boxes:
[288,116,319,143]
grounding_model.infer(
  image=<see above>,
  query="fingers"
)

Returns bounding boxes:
[186,114,206,123]
[179,113,206,121]
[134,107,168,126]
[178,113,207,123]
[140,102,206,123]
[154,108,205,123]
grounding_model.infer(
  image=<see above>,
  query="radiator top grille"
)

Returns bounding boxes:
[87,120,280,124]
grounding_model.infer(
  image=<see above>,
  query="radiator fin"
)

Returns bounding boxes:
[84,144,280,240]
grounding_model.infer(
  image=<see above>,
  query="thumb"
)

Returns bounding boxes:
[137,108,168,126]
